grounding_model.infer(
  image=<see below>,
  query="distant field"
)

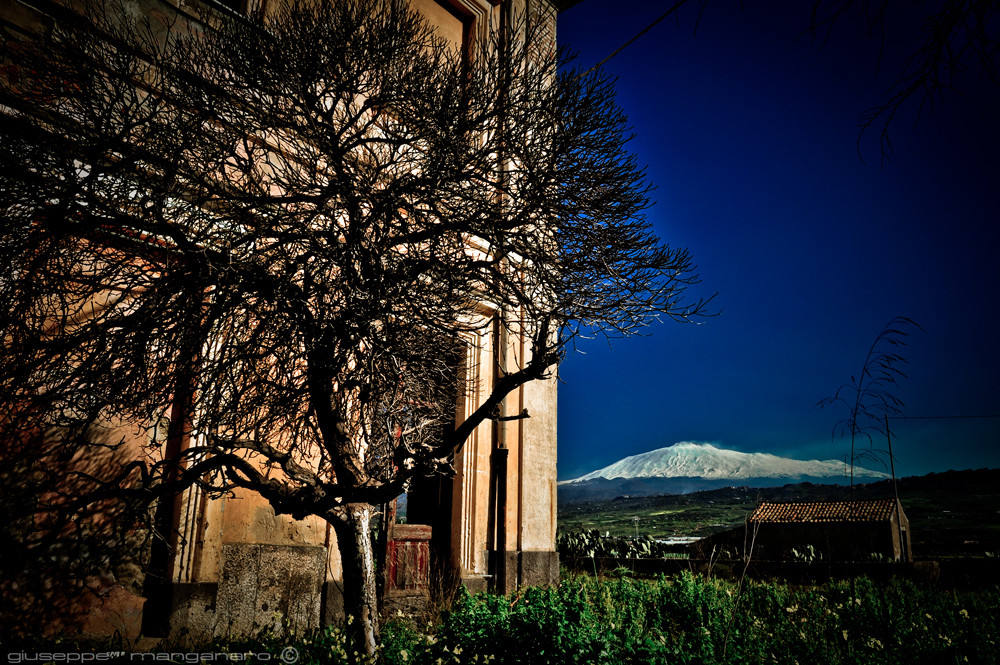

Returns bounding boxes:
[559,486,760,540]
[558,468,1000,557]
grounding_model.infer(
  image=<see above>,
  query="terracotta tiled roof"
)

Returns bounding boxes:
[749,498,901,524]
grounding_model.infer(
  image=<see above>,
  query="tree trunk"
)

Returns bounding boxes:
[331,503,379,661]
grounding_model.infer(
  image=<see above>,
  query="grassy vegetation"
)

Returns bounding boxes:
[558,487,760,540]
[169,573,1000,664]
[559,469,1000,557]
[22,565,999,663]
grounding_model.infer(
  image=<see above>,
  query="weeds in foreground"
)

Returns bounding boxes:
[38,574,995,664]
[378,573,999,665]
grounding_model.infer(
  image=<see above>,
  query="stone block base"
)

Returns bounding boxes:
[519,550,559,588]
[165,544,326,643]
[486,550,559,593]
[168,582,219,645]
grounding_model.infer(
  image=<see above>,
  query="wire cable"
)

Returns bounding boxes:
[585,0,701,74]
[888,414,1000,420]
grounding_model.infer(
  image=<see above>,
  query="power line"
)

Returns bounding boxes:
[585,0,699,74]
[888,414,1000,420]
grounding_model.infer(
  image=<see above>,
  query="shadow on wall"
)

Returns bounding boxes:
[0,416,153,643]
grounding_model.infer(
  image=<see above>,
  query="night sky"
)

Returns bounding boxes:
[555,0,1000,481]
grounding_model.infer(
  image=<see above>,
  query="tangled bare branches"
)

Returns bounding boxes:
[0,0,708,648]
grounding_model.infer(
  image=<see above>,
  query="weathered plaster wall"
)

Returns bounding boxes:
[167,483,337,640]
[1,0,564,641]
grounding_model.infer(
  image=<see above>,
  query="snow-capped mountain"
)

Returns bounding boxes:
[558,442,889,503]
[564,441,888,483]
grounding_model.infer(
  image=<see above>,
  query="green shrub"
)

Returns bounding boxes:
[175,574,1000,665]
[380,573,1000,665]
[557,530,686,560]
[201,619,374,665]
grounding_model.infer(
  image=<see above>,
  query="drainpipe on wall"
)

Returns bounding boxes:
[491,301,511,594]
[141,292,209,635]
[493,446,509,593]
[141,384,194,636]
[489,0,513,596]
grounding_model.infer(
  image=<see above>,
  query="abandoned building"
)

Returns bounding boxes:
[692,498,913,564]
[0,0,580,642]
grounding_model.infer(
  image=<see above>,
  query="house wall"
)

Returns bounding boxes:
[164,308,559,640]
[510,325,559,587]
[1,0,562,641]
[442,306,560,593]
[691,499,914,564]
[407,0,563,596]
[889,507,913,563]
[164,479,334,641]
[751,523,899,563]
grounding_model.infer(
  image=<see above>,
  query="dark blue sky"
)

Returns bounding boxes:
[555,0,1000,480]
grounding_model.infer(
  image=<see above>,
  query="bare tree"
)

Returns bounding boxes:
[805,0,1000,160]
[0,0,708,652]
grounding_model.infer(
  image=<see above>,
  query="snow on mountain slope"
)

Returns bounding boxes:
[563,441,888,483]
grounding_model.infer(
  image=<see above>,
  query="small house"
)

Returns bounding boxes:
[690,497,913,563]
[747,498,912,563]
